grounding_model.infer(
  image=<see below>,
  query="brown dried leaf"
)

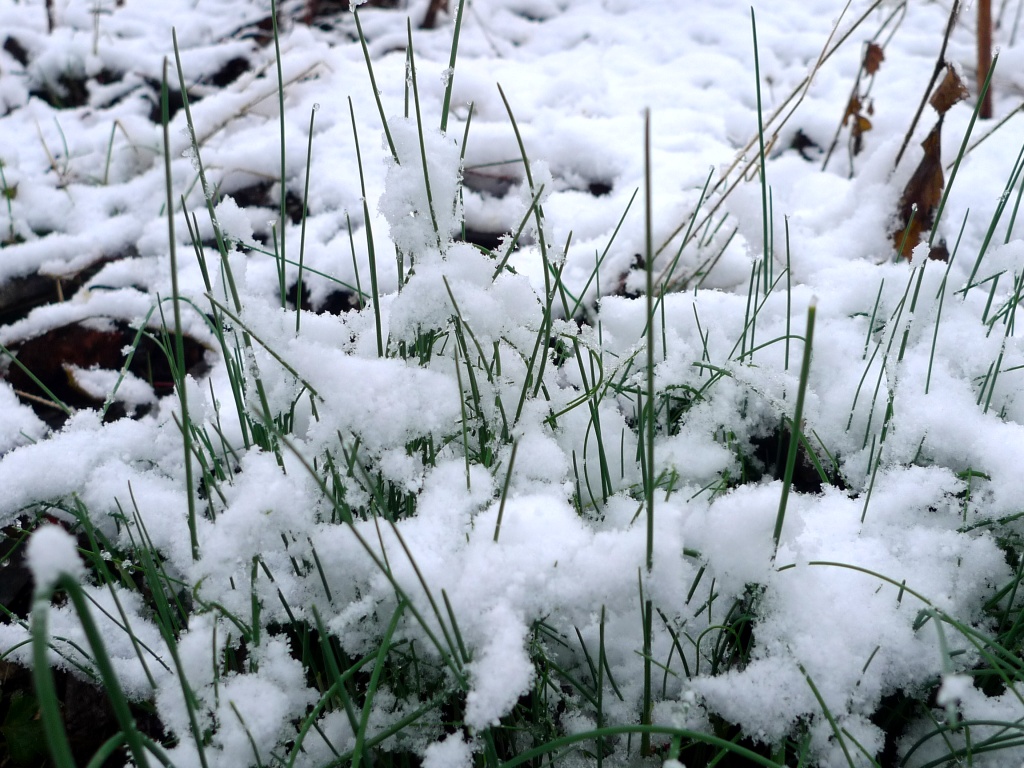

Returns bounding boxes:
[930,64,970,115]
[843,95,863,126]
[854,115,873,134]
[892,123,944,259]
[851,114,873,156]
[864,42,885,75]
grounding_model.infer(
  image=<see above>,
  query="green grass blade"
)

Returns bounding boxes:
[440,0,467,133]
[773,300,817,553]
[296,103,318,332]
[162,57,199,561]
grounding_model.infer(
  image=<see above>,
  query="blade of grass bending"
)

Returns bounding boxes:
[352,600,406,768]
[85,733,174,768]
[575,188,636,313]
[388,521,465,667]
[285,649,379,768]
[495,84,563,417]
[349,97,384,357]
[641,109,656,756]
[275,433,468,684]
[655,168,712,293]
[785,218,792,370]
[441,589,470,663]
[270,0,288,304]
[310,605,362,739]
[927,212,967,393]
[36,575,152,768]
[296,103,318,332]
[205,294,322,400]
[31,599,75,768]
[346,212,365,309]
[173,32,278,459]
[496,84,551,288]
[800,560,1024,704]
[500,725,785,768]
[931,54,998,253]
[124,492,211,768]
[453,341,472,488]
[773,299,817,555]
[182,204,251,448]
[0,341,74,416]
[493,440,518,542]
[71,500,165,685]
[162,58,199,562]
[492,183,546,280]
[752,9,771,294]
[406,20,443,252]
[800,664,858,768]
[85,733,129,768]
[171,31,238,310]
[440,0,467,132]
[99,304,157,421]
[353,10,398,163]
[229,701,265,768]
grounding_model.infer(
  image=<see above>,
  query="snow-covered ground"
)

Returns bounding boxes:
[2,0,1024,765]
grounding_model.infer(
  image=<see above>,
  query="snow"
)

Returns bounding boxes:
[1,0,1024,766]
[422,733,473,768]
[24,524,84,595]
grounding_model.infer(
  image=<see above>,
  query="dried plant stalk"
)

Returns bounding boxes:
[978,0,993,118]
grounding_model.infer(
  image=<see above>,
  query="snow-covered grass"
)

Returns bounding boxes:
[3,0,1024,766]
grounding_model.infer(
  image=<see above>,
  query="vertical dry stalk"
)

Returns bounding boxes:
[978,0,993,118]
[422,0,449,29]
[45,0,54,32]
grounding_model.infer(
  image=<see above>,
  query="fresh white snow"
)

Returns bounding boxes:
[1,0,1024,766]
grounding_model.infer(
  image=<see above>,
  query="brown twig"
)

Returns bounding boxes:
[654,0,885,283]
[893,0,960,170]
[821,2,906,173]
[422,0,448,29]
[979,0,994,118]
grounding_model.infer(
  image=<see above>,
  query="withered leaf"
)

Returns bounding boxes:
[892,122,944,259]
[851,114,872,156]
[843,95,863,125]
[864,42,885,76]
[930,64,970,115]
